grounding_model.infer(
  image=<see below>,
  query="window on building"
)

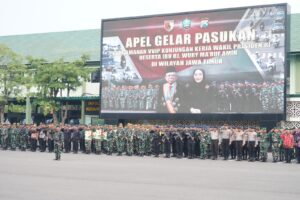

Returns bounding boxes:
[289,54,300,94]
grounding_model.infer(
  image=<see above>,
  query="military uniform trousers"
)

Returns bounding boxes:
[272,142,279,162]
[85,140,92,154]
[94,139,102,154]
[126,140,133,155]
[200,143,208,159]
[54,143,62,160]
[260,142,268,162]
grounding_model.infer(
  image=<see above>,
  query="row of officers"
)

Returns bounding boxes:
[1,123,300,163]
[102,80,284,113]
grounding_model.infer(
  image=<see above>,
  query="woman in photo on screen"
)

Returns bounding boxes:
[185,68,212,114]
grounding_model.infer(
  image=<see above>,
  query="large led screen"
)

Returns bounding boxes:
[100,4,287,115]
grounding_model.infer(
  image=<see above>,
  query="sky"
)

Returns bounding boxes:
[0,0,299,36]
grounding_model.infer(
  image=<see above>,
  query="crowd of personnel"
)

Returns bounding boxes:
[102,80,284,113]
[0,123,299,163]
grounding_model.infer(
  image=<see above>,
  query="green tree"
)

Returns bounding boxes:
[34,55,93,124]
[0,44,26,123]
[25,56,47,124]
[60,54,93,125]
[34,58,66,124]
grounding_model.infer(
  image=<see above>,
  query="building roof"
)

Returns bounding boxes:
[0,13,300,62]
[0,29,100,63]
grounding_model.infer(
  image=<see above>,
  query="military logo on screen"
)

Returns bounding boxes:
[182,18,192,29]
[200,18,209,28]
[164,20,175,32]
[101,4,286,115]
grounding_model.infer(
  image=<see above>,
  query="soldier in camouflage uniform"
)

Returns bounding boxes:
[270,128,282,162]
[162,127,171,158]
[119,85,127,110]
[249,83,261,112]
[85,127,92,154]
[116,124,124,156]
[137,126,146,156]
[146,84,154,110]
[269,83,277,112]
[124,125,133,156]
[152,127,161,157]
[93,127,102,154]
[144,127,152,156]
[106,126,115,155]
[114,86,120,110]
[217,84,230,112]
[260,82,270,113]
[54,127,64,160]
[200,129,211,159]
[1,124,9,150]
[275,81,284,112]
[9,124,17,150]
[126,86,133,110]
[132,85,139,110]
[100,127,108,154]
[139,85,147,110]
[231,83,241,112]
[259,128,269,162]
[47,126,55,152]
[19,125,28,151]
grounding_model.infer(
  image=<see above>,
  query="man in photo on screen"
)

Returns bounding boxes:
[158,66,183,113]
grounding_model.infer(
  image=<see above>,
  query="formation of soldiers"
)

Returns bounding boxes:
[102,80,284,113]
[209,80,284,113]
[1,123,299,163]
[102,84,160,111]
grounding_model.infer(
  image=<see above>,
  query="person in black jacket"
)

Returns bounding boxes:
[71,128,80,154]
[152,128,161,157]
[184,68,212,114]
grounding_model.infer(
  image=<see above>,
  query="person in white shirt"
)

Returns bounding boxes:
[220,124,232,160]
[210,126,220,160]
[245,127,257,162]
[234,126,244,161]
[229,126,237,160]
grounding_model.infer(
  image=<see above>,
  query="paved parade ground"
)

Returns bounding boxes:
[0,151,299,200]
